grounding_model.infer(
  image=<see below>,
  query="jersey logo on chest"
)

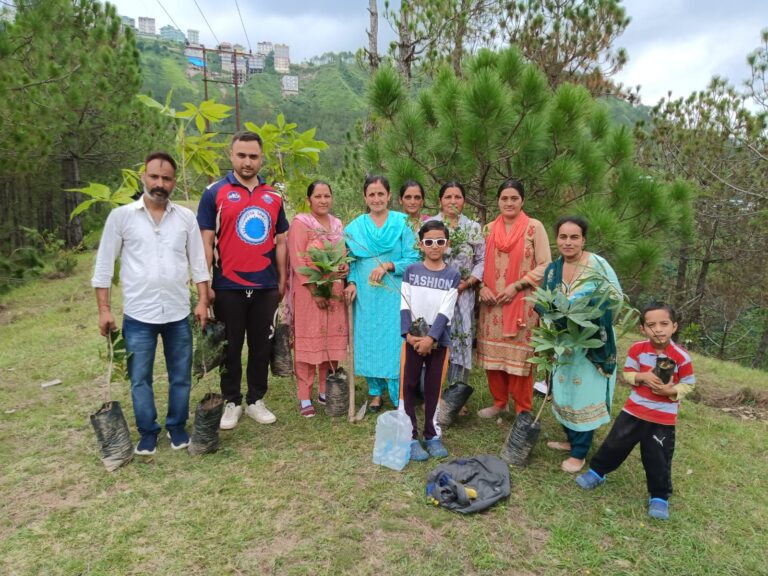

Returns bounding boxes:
[236,206,272,245]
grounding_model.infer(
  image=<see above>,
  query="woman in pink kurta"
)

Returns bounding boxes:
[477,179,552,417]
[287,181,349,417]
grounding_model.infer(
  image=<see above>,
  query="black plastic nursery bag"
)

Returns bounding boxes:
[90,401,134,471]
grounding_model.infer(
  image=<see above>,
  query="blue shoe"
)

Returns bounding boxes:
[576,469,606,490]
[135,434,157,455]
[648,498,669,520]
[424,438,449,459]
[410,440,429,462]
[167,428,190,450]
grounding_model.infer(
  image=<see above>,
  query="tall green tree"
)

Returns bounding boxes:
[0,0,167,248]
[497,0,632,98]
[641,68,767,366]
[366,48,692,292]
[382,0,632,98]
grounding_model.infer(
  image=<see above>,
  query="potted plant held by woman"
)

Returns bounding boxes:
[296,240,355,416]
[500,271,637,466]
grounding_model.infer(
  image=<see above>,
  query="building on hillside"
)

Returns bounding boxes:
[233,68,247,86]
[160,25,185,44]
[185,45,204,59]
[120,16,136,31]
[281,75,299,96]
[274,43,290,59]
[218,42,234,72]
[250,53,266,73]
[257,42,273,56]
[274,43,290,73]
[137,17,156,36]
[187,29,200,44]
[185,44,206,75]
[274,57,290,73]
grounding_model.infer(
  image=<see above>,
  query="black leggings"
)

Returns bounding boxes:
[589,411,676,500]
[213,288,280,405]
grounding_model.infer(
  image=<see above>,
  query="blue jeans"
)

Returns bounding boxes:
[123,315,192,437]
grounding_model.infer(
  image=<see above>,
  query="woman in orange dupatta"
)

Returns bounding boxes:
[477,179,551,418]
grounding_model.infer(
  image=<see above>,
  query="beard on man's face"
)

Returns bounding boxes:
[144,184,171,204]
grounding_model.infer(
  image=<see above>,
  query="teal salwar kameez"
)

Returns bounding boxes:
[345,211,419,406]
[542,254,622,459]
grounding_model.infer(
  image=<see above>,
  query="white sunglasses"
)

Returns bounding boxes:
[421,238,448,247]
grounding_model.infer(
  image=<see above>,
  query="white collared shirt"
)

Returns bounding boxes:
[92,196,210,324]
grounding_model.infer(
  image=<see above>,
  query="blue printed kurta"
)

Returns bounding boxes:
[345,211,419,380]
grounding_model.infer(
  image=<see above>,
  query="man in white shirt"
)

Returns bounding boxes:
[92,152,210,456]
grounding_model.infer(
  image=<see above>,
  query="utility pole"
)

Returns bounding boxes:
[196,44,248,131]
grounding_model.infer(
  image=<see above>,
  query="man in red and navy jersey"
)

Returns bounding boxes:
[198,131,289,430]
[575,302,696,521]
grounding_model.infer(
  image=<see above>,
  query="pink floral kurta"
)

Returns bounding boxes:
[287,215,349,365]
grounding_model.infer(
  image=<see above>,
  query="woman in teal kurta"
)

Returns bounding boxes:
[344,175,419,410]
[542,216,623,474]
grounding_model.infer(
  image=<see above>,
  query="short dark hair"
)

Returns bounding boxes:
[399,179,424,199]
[363,174,390,195]
[307,180,332,198]
[438,181,466,199]
[418,219,449,241]
[144,151,177,173]
[640,301,678,325]
[232,130,263,148]
[555,215,589,238]
[497,178,525,200]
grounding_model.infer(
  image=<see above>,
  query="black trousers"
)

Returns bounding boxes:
[213,288,280,406]
[401,343,449,441]
[589,411,676,500]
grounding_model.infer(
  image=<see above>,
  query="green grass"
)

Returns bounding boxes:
[1,254,766,575]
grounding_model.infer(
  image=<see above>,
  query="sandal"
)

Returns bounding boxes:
[367,396,383,413]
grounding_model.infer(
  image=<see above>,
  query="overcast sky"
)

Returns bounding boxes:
[110,0,767,105]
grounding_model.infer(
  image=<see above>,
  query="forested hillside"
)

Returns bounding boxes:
[136,39,370,171]
[134,38,647,173]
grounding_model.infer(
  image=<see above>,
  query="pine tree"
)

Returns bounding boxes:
[0,0,168,248]
[366,47,693,290]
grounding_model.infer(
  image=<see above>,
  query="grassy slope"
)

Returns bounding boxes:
[0,257,766,576]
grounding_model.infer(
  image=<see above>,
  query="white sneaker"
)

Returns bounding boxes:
[220,402,243,430]
[246,400,276,424]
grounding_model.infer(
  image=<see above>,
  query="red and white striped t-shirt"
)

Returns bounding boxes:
[622,340,695,426]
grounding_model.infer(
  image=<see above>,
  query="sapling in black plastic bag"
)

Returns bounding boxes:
[270,307,293,377]
[438,381,474,427]
[192,319,226,379]
[90,332,133,471]
[189,318,225,455]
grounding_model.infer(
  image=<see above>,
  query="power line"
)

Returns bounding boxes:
[234,0,252,53]
[193,0,220,46]
[155,0,184,35]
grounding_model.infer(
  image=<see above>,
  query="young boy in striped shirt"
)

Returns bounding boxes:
[575,302,696,520]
